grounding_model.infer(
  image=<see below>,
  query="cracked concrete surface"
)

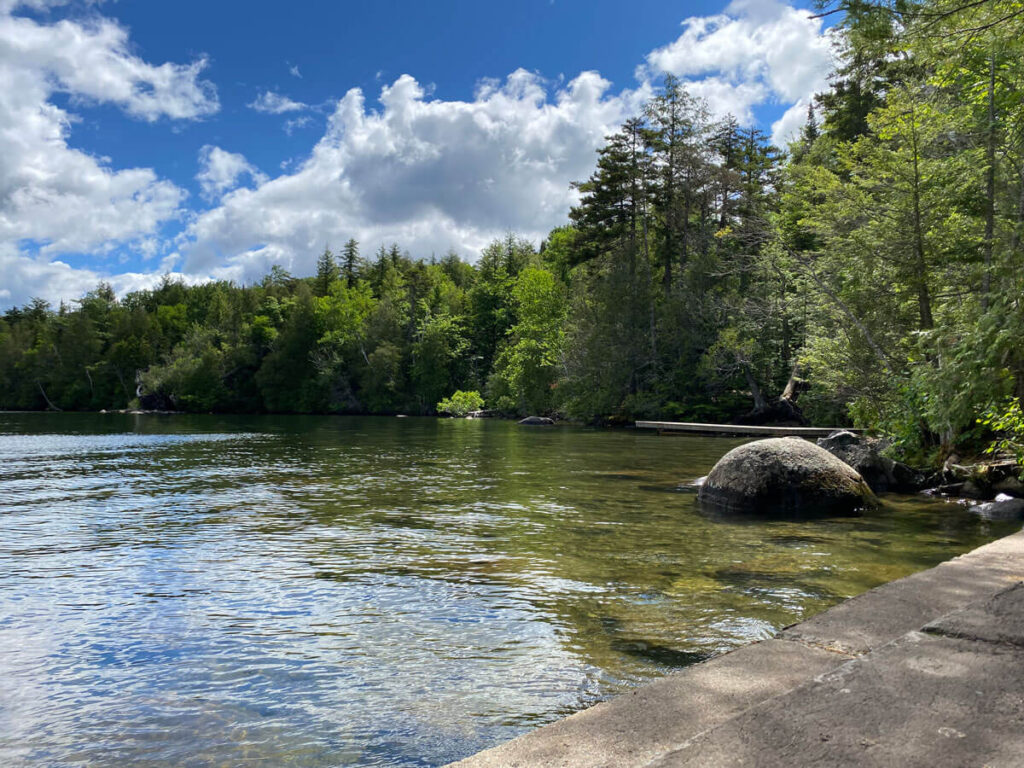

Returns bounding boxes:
[448,530,1024,768]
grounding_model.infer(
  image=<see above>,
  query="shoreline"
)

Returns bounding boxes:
[448,527,1024,767]
[6,410,1017,507]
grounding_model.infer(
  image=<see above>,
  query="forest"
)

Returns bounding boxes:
[1,0,1022,467]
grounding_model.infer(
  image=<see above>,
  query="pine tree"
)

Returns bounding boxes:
[643,74,712,295]
[341,238,361,287]
[570,117,651,275]
[314,246,338,297]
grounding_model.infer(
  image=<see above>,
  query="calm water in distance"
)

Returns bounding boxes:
[0,413,1015,766]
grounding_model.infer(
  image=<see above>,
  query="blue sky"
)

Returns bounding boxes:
[0,0,833,308]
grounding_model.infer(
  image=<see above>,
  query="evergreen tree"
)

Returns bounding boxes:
[314,246,338,297]
[341,238,361,287]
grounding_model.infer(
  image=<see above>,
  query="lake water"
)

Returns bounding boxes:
[0,413,1014,767]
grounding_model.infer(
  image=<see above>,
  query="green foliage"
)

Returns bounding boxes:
[142,328,229,412]
[436,390,484,417]
[488,267,565,416]
[412,310,469,413]
[314,246,339,297]
[979,398,1024,473]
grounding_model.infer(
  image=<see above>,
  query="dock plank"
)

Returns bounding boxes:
[635,420,857,438]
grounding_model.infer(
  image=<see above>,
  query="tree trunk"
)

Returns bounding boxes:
[781,366,806,403]
[644,215,658,366]
[681,194,691,285]
[663,233,673,297]
[909,108,934,330]
[36,380,62,411]
[982,52,997,312]
[743,363,767,412]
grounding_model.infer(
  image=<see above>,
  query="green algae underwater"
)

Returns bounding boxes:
[0,413,1014,767]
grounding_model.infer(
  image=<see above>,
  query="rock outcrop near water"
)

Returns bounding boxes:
[518,416,554,426]
[699,437,877,516]
[971,494,1024,520]
[816,430,923,493]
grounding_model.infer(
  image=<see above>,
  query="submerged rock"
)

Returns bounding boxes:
[816,430,923,493]
[699,437,877,516]
[518,416,554,426]
[971,494,1024,521]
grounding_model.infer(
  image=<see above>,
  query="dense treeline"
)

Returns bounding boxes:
[2,0,1023,465]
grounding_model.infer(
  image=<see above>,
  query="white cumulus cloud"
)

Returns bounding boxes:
[196,146,268,200]
[0,3,218,306]
[181,70,651,282]
[181,1,834,286]
[643,0,833,144]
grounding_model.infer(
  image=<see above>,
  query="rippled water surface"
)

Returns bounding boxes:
[0,413,1015,766]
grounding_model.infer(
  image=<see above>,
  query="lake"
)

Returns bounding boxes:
[0,413,1014,767]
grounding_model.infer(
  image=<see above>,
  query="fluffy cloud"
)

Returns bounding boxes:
[644,0,833,144]
[2,13,217,121]
[182,70,650,282]
[196,146,268,200]
[0,5,217,305]
[248,91,306,114]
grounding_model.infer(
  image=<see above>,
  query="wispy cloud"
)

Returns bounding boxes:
[248,90,306,114]
[284,115,313,135]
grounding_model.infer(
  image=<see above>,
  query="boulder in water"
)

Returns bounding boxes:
[518,416,554,426]
[699,437,877,516]
[971,494,1024,521]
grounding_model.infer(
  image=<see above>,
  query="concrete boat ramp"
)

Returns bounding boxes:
[449,529,1024,768]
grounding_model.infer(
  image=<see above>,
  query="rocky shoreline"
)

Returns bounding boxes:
[695,429,1024,522]
[815,430,1023,518]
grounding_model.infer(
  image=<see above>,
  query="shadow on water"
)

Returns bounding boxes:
[609,639,711,667]
[0,412,1017,768]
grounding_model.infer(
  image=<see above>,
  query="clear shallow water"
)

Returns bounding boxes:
[0,413,1015,767]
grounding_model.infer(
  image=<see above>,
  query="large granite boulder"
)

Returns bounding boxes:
[699,437,878,516]
[816,430,923,493]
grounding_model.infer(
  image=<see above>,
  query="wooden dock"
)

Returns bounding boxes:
[635,420,858,438]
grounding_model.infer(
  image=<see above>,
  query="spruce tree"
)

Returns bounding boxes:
[341,238,361,287]
[314,246,338,297]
